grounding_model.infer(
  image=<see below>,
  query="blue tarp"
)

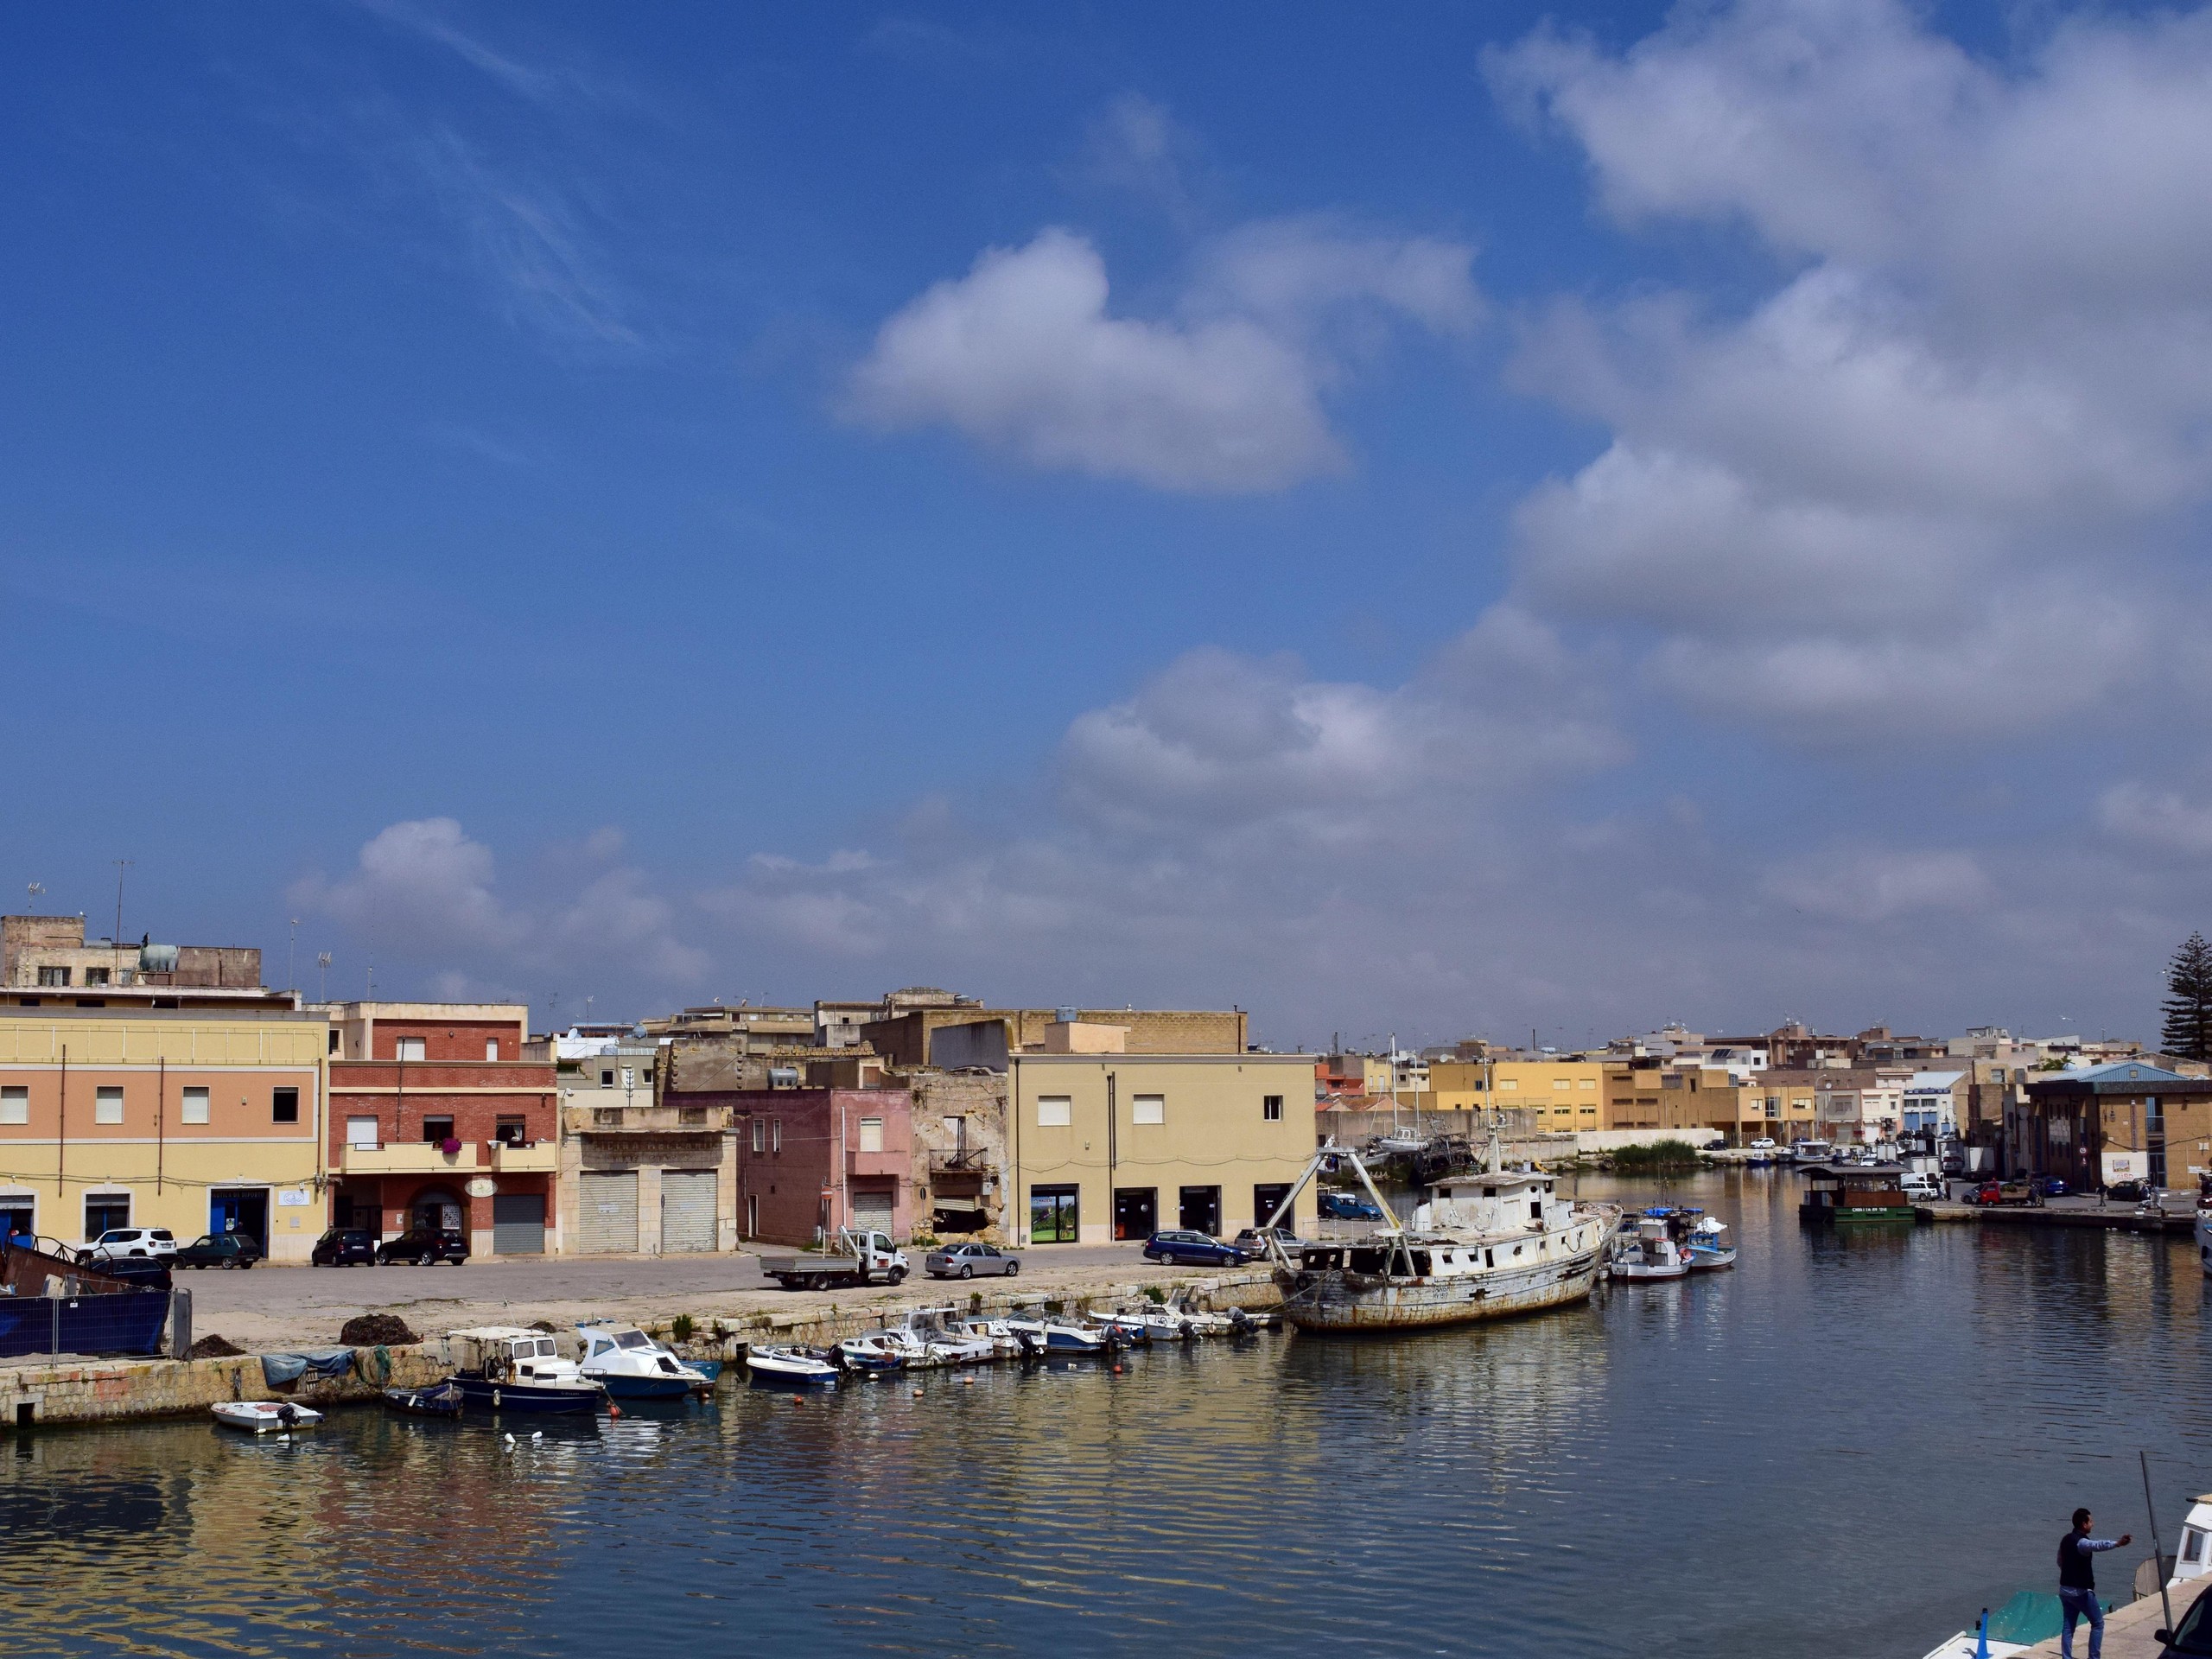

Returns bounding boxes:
[0,1291,171,1359]
[261,1348,356,1388]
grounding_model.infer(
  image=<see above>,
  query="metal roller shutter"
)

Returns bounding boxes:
[578,1171,639,1254]
[850,1186,894,1237]
[660,1171,716,1254]
[492,1193,545,1255]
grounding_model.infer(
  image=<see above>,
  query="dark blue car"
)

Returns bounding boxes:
[1319,1190,1384,1221]
[1141,1229,1249,1267]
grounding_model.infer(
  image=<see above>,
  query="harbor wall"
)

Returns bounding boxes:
[0,1344,447,1430]
[0,1269,1282,1429]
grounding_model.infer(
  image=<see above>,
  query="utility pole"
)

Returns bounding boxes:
[112,861,132,979]
[287,918,298,991]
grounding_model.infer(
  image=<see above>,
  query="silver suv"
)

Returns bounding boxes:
[80,1227,178,1263]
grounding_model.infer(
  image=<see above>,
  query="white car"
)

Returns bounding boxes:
[1748,1138,1777,1150]
[1899,1173,1942,1201]
[80,1227,177,1263]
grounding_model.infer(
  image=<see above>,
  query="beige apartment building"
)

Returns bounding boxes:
[0,1007,326,1260]
[1007,1050,1317,1244]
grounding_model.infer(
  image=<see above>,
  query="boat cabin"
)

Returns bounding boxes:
[1797,1164,1916,1224]
[1409,1167,1566,1236]
[447,1325,579,1382]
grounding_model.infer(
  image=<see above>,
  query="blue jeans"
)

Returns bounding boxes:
[2059,1586,2104,1659]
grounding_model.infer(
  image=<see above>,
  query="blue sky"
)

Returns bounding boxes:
[6,0,2212,1048]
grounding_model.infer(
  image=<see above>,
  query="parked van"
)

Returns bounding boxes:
[1900,1172,1941,1202]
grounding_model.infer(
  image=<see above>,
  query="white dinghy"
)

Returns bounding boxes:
[212,1400,324,1433]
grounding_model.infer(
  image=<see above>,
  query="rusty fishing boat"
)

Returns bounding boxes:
[1261,1132,1617,1333]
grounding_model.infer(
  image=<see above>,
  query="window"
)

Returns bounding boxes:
[83,968,109,987]
[1132,1094,1165,1125]
[494,1117,527,1147]
[85,1195,130,1236]
[396,1037,427,1062]
[1554,1078,1574,1090]
[600,1069,616,1088]
[272,1087,299,1124]
[1262,1095,1283,1122]
[1498,1078,1518,1091]
[1037,1096,1071,1127]
[95,1087,123,1125]
[859,1117,884,1153]
[421,1116,454,1145]
[751,1116,763,1153]
[485,1038,500,1061]
[643,1065,655,1084]
[346,1116,379,1148]
[181,1087,209,1125]
[771,1118,782,1153]
[1580,1079,1597,1090]
[0,1088,26,1125]
[36,967,67,988]
[327,1028,340,1054]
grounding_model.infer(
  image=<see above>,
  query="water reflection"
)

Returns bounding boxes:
[1,1173,2208,1657]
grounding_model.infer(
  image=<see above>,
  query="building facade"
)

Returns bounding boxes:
[0,1007,326,1260]
[322,1001,557,1257]
[723,1085,915,1246]
[563,1038,740,1255]
[2018,1063,2212,1190]
[1007,1052,1317,1245]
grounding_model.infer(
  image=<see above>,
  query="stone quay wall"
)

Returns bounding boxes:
[2,1344,448,1430]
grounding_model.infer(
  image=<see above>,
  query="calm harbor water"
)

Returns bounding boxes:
[6,1170,2209,1658]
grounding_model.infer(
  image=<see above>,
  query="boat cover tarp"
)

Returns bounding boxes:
[1983,1589,2111,1643]
[0,1289,171,1358]
[261,1348,357,1387]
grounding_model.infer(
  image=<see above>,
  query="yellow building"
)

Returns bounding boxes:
[1007,1051,1317,1244]
[0,1007,327,1261]
[1432,1059,1610,1133]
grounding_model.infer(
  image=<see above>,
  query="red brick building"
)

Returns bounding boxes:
[323,1001,558,1255]
[716,1085,914,1246]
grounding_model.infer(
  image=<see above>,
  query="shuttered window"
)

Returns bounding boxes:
[0,1088,24,1125]
[96,1087,123,1125]
[182,1088,209,1124]
[1132,1095,1165,1125]
[1037,1096,1071,1127]
[859,1117,883,1153]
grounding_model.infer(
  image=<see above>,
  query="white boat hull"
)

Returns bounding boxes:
[212,1401,324,1433]
[1277,1235,1609,1332]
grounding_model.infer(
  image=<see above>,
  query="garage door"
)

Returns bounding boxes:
[850,1185,895,1237]
[492,1193,545,1255]
[578,1171,639,1254]
[661,1171,717,1254]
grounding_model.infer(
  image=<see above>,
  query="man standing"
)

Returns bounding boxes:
[2058,1507,2131,1659]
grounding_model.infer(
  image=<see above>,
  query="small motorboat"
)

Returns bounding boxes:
[745,1345,842,1387]
[1608,1211,1690,1281]
[1163,1294,1232,1336]
[833,1332,910,1375]
[212,1400,324,1433]
[577,1322,714,1400]
[445,1327,607,1415]
[383,1381,464,1418]
[1003,1315,1109,1355]
[1685,1215,1738,1271]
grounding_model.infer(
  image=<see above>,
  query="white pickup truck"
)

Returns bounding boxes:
[760,1229,910,1291]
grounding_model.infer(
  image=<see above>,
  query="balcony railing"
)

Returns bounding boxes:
[340,1142,479,1174]
[487,1141,557,1173]
[561,1103,728,1135]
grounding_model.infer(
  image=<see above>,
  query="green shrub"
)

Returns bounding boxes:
[671,1313,696,1344]
[1143,1285,1166,1305]
[1610,1139,1705,1170]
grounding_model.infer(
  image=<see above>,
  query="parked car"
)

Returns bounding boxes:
[1747,1137,1777,1151]
[175,1233,263,1270]
[2031,1175,2069,1199]
[1318,1190,1385,1221]
[1230,1225,1313,1257]
[376,1227,469,1266]
[1141,1229,1249,1268]
[1972,1179,2038,1207]
[1899,1172,1941,1202]
[2106,1179,2149,1204]
[925,1241,1020,1280]
[94,1256,173,1290]
[2155,1581,2212,1656]
[78,1228,178,1264]
[311,1228,379,1267]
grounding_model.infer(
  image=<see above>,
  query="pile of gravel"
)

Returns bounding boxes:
[338,1313,418,1347]
[187,1334,244,1359]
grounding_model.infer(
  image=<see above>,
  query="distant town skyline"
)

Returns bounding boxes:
[8,1,2212,1043]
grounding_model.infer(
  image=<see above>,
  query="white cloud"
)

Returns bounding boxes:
[291,817,706,994]
[1760,848,1995,924]
[846,222,1478,493]
[1489,0,2212,747]
[2099,784,2212,860]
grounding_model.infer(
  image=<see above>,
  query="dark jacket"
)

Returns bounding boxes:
[2058,1530,2118,1591]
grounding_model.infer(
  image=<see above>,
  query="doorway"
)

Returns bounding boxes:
[0,1198,33,1245]
[1253,1183,1294,1232]
[1112,1187,1158,1240]
[1178,1185,1221,1236]
[209,1188,270,1252]
[411,1188,464,1232]
[1029,1185,1079,1243]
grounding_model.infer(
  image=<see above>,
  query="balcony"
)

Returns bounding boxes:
[562,1103,728,1136]
[340,1141,479,1175]
[929,1146,991,1173]
[845,1147,908,1179]
[487,1141,558,1173]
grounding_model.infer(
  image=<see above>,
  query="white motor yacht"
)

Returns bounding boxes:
[576,1321,713,1400]
[745,1345,842,1387]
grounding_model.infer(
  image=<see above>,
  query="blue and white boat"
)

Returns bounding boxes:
[445,1327,607,1415]
[1002,1314,1109,1354]
[1684,1214,1737,1271]
[576,1321,714,1399]
[745,1345,842,1387]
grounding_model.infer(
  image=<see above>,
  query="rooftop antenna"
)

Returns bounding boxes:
[24,881,42,913]
[287,918,299,992]
[316,952,331,1003]
[112,859,132,949]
